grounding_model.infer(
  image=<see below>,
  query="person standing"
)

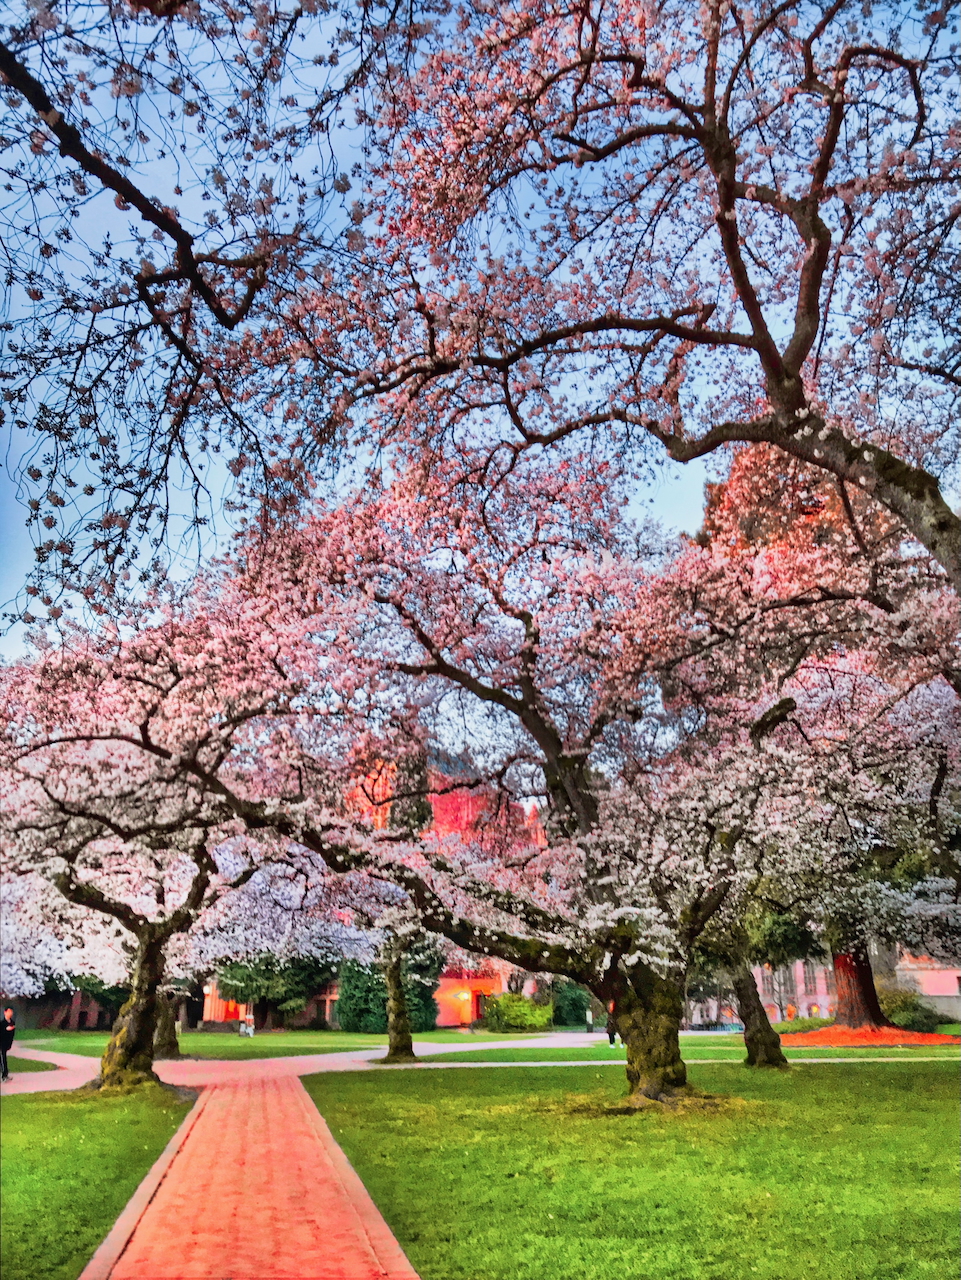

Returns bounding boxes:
[0,1007,15,1081]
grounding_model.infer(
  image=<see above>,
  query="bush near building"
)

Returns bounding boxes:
[876,984,943,1033]
[771,1017,835,1034]
[482,993,554,1032]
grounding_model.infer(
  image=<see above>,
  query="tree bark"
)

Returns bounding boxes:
[613,968,688,1102]
[381,933,416,1063]
[831,944,894,1029]
[98,930,167,1087]
[153,991,183,1060]
[731,962,789,1067]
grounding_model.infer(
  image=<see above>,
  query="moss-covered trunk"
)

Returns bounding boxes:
[153,990,183,1060]
[382,934,416,1063]
[614,968,687,1102]
[832,944,893,1029]
[99,930,166,1087]
[731,962,788,1067]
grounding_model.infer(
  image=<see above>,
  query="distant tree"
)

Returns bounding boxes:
[336,943,442,1037]
[217,954,338,1029]
[552,979,591,1028]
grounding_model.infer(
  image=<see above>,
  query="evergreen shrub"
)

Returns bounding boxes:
[482,993,553,1031]
[552,980,591,1026]
[875,984,942,1034]
[336,953,441,1034]
[770,1016,834,1033]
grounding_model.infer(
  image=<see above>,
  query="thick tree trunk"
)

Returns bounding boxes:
[832,945,893,1029]
[731,963,789,1068]
[153,991,183,1060]
[254,998,278,1031]
[614,969,688,1102]
[99,931,167,1087]
[381,934,416,1063]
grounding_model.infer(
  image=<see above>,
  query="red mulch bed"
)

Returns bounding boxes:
[780,1025,960,1047]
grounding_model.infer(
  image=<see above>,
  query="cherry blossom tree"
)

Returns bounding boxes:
[342,0,960,583]
[3,449,955,1100]
[0,871,130,999]
[2,1,958,614]
[0,0,404,601]
[0,590,406,1085]
[231,456,957,1095]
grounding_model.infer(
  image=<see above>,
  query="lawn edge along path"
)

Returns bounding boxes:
[76,1074,421,1280]
[293,1077,421,1280]
[78,1088,214,1280]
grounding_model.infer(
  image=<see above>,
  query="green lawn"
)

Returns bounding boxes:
[14,1028,545,1059]
[5,1056,59,1073]
[0,1085,190,1280]
[417,1043,961,1063]
[303,1061,959,1280]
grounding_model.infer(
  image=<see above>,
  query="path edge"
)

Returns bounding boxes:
[77,1086,213,1280]
[295,1077,422,1279]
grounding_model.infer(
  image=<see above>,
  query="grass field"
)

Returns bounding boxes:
[4,1056,59,1073]
[0,1084,189,1280]
[417,1042,961,1063]
[303,1061,959,1280]
[13,1027,546,1059]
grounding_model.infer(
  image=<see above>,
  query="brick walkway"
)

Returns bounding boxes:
[81,1074,419,1280]
[9,1032,952,1279]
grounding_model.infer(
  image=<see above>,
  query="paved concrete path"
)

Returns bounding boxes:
[4,1031,957,1094]
[2,1045,100,1093]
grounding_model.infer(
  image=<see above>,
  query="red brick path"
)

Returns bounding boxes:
[87,1076,419,1280]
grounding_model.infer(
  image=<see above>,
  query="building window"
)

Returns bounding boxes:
[761,965,774,996]
[803,961,817,995]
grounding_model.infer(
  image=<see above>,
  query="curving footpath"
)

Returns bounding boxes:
[4,1042,444,1280]
[3,1034,957,1280]
[2,1037,603,1280]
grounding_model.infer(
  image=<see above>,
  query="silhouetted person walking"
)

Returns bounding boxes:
[0,1007,15,1081]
